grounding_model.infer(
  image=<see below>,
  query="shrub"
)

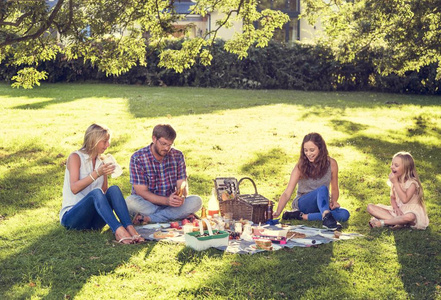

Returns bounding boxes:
[1,39,440,94]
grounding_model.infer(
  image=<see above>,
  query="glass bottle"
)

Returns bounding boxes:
[208,188,220,217]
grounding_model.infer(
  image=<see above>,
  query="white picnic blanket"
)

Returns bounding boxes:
[135,224,363,254]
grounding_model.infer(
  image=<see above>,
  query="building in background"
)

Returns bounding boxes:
[45,0,320,43]
[174,0,322,43]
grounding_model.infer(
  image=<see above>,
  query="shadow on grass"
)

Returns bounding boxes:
[239,148,289,181]
[393,227,441,298]
[12,98,78,110]
[174,242,336,298]
[2,83,439,118]
[0,149,64,217]
[330,120,369,134]
[0,226,156,299]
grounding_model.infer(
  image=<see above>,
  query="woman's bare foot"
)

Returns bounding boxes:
[126,225,146,243]
[115,226,135,244]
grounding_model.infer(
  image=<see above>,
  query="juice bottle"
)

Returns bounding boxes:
[208,188,220,217]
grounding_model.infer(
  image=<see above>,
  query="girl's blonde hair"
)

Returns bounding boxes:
[80,124,111,158]
[393,151,425,210]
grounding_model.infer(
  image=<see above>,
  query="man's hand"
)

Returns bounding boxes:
[167,193,184,207]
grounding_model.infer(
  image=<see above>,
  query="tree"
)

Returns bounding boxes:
[0,0,289,88]
[301,0,441,80]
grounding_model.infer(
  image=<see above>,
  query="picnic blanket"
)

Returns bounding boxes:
[135,223,363,254]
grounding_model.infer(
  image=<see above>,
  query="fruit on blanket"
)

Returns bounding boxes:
[170,221,180,228]
[182,219,190,225]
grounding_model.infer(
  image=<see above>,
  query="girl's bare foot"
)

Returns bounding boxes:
[369,218,384,228]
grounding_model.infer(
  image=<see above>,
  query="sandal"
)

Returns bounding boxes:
[113,237,135,244]
[132,234,146,244]
[132,213,149,225]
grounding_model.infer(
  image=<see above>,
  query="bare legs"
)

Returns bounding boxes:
[367,204,416,228]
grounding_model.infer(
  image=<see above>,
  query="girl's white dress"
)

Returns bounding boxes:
[377,179,429,230]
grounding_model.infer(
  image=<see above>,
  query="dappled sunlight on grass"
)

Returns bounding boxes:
[1,83,440,298]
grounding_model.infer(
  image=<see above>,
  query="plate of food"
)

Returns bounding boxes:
[287,227,319,237]
[151,230,178,239]
[250,240,282,251]
[286,231,307,239]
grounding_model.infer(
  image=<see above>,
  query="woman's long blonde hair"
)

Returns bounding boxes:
[393,151,425,210]
[80,124,111,158]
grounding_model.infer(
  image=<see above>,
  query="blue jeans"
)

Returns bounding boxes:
[297,185,350,222]
[61,186,132,233]
[125,194,202,223]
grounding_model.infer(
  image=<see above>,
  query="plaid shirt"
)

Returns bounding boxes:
[130,144,187,197]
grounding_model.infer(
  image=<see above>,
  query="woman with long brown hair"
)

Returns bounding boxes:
[273,133,350,229]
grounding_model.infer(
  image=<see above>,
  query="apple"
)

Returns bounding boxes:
[170,221,180,228]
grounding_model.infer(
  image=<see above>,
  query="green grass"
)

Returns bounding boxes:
[0,83,440,299]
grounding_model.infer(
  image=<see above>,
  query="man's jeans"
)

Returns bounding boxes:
[126,194,202,223]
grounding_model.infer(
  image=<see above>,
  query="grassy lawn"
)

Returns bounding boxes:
[0,83,440,299]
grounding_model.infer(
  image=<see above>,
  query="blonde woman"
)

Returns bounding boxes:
[60,124,145,244]
[367,152,429,229]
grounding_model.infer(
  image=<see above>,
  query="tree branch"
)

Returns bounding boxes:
[0,0,65,47]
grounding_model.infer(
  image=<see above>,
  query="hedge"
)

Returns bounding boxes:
[1,39,440,94]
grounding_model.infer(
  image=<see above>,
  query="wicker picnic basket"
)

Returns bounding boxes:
[213,177,273,224]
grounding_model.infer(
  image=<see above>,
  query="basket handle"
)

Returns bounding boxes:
[238,177,258,195]
[199,218,214,236]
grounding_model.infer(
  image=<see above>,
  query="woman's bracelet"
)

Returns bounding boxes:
[89,173,96,181]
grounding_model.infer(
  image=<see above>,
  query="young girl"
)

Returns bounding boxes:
[273,133,350,230]
[367,152,429,229]
[60,124,145,244]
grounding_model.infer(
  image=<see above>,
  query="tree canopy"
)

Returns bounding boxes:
[0,0,289,88]
[302,0,441,80]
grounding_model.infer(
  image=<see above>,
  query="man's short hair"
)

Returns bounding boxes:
[152,124,177,141]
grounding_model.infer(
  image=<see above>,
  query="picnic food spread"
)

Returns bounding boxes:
[134,177,362,253]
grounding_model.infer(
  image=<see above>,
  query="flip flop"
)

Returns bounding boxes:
[113,237,135,244]
[132,234,146,244]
